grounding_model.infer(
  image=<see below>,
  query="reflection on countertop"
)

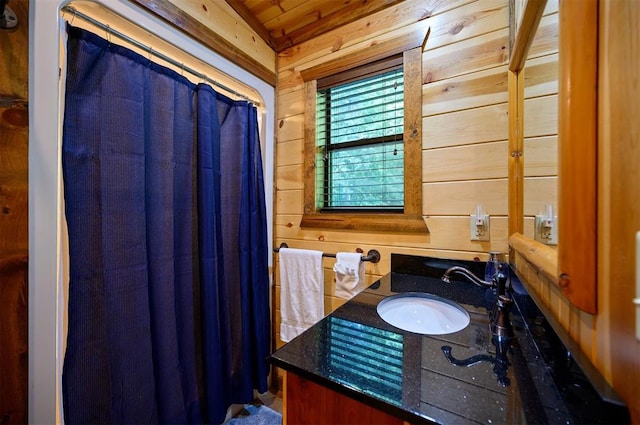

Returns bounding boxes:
[270,254,630,424]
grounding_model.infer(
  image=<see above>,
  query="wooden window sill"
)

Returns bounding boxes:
[300,213,428,234]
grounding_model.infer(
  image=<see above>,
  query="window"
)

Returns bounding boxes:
[300,46,427,233]
[316,60,404,212]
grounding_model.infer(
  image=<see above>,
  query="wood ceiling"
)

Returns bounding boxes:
[224,0,404,52]
[131,0,406,84]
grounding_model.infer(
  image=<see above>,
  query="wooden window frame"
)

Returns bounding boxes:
[300,43,428,233]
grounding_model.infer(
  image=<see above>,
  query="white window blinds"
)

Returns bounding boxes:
[316,57,404,212]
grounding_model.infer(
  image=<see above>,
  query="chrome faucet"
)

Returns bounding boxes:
[442,262,513,342]
[441,266,492,288]
[442,263,508,296]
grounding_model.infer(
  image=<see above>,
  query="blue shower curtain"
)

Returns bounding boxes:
[61,26,270,424]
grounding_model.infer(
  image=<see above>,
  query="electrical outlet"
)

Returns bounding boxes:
[534,214,558,245]
[470,214,490,241]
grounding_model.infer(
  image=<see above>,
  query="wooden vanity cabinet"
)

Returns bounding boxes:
[283,372,406,425]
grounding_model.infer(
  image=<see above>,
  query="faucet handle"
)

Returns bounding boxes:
[491,295,514,343]
[484,251,506,282]
[492,264,510,296]
[487,251,506,263]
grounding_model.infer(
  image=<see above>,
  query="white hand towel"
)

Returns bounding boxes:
[334,252,365,299]
[279,247,324,342]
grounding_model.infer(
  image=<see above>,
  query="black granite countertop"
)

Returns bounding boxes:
[270,254,630,424]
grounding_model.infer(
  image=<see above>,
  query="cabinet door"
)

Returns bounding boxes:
[285,372,404,425]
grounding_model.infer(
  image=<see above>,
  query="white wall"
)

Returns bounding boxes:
[29,1,275,422]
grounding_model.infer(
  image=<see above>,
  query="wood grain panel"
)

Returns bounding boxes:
[509,232,557,285]
[423,103,508,149]
[422,67,508,117]
[302,80,317,215]
[261,0,358,34]
[423,28,509,83]
[423,141,508,182]
[523,176,557,217]
[276,113,304,143]
[0,108,28,171]
[277,88,304,118]
[276,139,303,167]
[0,107,28,254]
[276,68,303,95]
[222,0,275,48]
[423,0,478,19]
[523,94,557,137]
[424,0,508,52]
[423,180,508,216]
[424,216,509,253]
[300,213,428,234]
[275,164,303,191]
[0,1,28,100]
[522,216,536,240]
[526,12,558,60]
[298,21,429,82]
[403,48,425,217]
[274,219,502,262]
[0,183,28,253]
[133,0,276,84]
[0,2,29,423]
[523,53,558,98]
[258,0,404,52]
[0,254,28,425]
[278,1,436,70]
[276,189,303,215]
[523,136,557,177]
[285,372,404,425]
[170,0,275,66]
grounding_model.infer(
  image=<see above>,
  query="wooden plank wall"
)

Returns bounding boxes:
[0,0,29,423]
[169,0,276,75]
[273,0,511,348]
[522,1,558,238]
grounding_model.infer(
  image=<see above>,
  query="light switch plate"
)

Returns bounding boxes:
[470,214,490,241]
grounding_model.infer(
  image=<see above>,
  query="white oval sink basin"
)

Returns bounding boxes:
[377,293,470,335]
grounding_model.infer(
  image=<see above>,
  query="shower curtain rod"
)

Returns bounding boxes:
[274,242,381,263]
[61,6,261,106]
